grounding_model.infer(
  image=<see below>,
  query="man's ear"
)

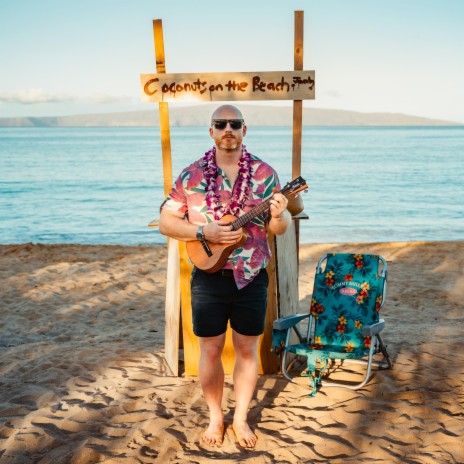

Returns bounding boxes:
[209,127,214,138]
[242,125,247,137]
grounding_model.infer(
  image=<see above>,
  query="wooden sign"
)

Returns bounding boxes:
[140,70,315,102]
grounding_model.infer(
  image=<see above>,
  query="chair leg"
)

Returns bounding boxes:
[281,348,295,383]
[321,342,376,391]
[342,358,387,368]
[377,333,393,369]
[281,329,296,383]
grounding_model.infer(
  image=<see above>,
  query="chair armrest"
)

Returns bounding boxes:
[273,313,309,331]
[362,319,385,336]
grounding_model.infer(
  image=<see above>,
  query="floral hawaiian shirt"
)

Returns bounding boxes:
[161,153,280,289]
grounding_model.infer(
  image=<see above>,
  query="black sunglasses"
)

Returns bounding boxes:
[211,119,245,130]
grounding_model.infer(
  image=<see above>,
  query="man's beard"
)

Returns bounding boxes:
[218,137,240,150]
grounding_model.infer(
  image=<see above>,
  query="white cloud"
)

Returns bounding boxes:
[88,94,138,104]
[0,89,136,105]
[0,89,76,104]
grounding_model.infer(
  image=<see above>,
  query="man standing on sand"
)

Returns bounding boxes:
[159,104,291,448]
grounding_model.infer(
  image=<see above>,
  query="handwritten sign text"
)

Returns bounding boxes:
[140,71,315,102]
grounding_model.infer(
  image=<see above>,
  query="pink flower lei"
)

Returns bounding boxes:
[203,145,252,220]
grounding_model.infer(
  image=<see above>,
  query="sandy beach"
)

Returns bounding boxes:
[0,240,463,463]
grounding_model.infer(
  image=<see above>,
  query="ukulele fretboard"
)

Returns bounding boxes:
[230,184,296,231]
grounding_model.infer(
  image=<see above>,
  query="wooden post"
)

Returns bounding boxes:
[153,20,173,196]
[272,10,306,370]
[292,10,304,261]
[153,19,180,376]
[292,11,304,179]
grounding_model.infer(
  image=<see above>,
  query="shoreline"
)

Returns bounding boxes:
[1,240,463,462]
[1,236,463,248]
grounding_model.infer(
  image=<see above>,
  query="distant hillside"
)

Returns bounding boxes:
[0,105,461,127]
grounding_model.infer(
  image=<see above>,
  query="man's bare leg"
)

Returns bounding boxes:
[198,333,226,446]
[231,330,260,448]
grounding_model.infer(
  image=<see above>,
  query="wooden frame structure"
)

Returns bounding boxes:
[143,11,313,376]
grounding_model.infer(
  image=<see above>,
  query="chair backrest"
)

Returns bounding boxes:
[310,253,387,351]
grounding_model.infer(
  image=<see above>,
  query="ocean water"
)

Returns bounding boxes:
[0,126,463,245]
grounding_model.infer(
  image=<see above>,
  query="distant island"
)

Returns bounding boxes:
[0,105,461,127]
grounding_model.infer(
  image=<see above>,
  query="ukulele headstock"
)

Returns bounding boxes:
[282,176,308,197]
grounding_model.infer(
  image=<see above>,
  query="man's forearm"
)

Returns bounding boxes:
[159,211,198,241]
[268,210,291,235]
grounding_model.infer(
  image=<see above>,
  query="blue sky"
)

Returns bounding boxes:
[1,0,463,122]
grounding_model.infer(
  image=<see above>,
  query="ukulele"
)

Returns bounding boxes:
[186,176,308,273]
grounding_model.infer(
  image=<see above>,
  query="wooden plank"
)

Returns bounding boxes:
[178,241,200,376]
[164,238,181,376]
[276,222,299,315]
[259,233,279,374]
[276,222,301,351]
[153,19,180,376]
[140,70,315,103]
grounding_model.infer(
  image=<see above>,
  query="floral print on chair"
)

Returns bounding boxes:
[276,253,386,396]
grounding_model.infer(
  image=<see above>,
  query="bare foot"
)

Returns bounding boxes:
[232,422,257,449]
[201,422,224,447]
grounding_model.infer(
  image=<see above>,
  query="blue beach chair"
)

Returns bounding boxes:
[272,253,393,396]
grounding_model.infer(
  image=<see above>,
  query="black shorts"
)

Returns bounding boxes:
[190,267,269,338]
